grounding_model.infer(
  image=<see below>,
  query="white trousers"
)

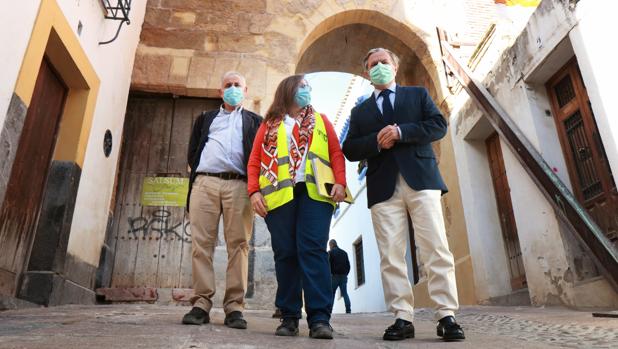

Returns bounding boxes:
[371,175,459,322]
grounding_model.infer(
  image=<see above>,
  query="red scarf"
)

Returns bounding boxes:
[261,105,315,187]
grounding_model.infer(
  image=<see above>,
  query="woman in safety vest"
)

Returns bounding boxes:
[247,75,347,340]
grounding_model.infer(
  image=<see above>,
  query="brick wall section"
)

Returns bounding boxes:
[463,0,498,45]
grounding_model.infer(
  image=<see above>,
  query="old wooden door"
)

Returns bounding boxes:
[486,133,527,290]
[108,95,219,290]
[0,58,67,295]
[547,59,618,248]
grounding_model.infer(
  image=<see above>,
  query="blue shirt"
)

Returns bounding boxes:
[196,106,246,175]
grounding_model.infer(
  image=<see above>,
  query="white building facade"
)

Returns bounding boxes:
[450,0,618,307]
[0,0,146,306]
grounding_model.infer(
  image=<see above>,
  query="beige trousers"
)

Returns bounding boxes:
[371,175,459,322]
[189,175,253,314]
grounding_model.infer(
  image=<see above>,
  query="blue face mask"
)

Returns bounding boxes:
[223,86,244,107]
[294,86,312,108]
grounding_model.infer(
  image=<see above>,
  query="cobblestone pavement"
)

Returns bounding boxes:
[1,305,616,348]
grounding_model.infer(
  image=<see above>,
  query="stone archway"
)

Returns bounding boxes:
[131,1,450,115]
[295,9,442,100]
[293,10,477,307]
[121,0,475,308]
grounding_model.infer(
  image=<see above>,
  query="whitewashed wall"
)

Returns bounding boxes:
[450,0,618,307]
[53,0,147,266]
[0,2,40,130]
[571,0,618,182]
[330,160,388,314]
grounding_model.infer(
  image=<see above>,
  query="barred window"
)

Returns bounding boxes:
[353,237,365,287]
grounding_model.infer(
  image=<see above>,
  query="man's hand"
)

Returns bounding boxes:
[330,183,346,203]
[250,192,268,217]
[377,124,400,150]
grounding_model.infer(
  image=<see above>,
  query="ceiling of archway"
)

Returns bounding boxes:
[296,23,435,95]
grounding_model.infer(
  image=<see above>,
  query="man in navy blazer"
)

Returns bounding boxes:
[343,48,464,342]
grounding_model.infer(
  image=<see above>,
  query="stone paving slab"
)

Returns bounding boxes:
[0,305,616,348]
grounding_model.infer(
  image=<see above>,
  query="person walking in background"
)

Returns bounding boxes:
[328,239,351,314]
[342,48,465,342]
[247,74,347,339]
[182,71,262,330]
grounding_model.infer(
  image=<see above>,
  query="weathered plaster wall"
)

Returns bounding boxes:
[0,2,39,131]
[570,0,618,186]
[450,0,618,307]
[0,2,41,212]
[37,1,145,276]
[53,1,147,274]
[0,0,147,303]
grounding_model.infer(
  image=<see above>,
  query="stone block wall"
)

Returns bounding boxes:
[130,0,452,115]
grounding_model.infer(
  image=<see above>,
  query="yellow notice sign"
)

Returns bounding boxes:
[141,177,189,207]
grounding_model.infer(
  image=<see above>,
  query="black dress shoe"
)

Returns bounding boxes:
[275,317,299,336]
[383,318,414,341]
[224,311,247,329]
[182,307,209,325]
[437,316,465,341]
[309,322,334,340]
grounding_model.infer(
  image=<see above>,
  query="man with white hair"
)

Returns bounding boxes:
[343,48,464,341]
[183,71,262,329]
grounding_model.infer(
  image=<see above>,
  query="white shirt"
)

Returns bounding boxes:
[283,114,308,183]
[373,82,397,115]
[196,105,246,175]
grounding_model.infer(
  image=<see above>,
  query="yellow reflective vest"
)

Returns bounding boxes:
[259,112,335,211]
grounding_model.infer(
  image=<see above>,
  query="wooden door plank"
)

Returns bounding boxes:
[177,98,220,288]
[111,96,157,287]
[134,98,173,287]
[111,173,144,287]
[156,99,193,287]
[486,133,527,289]
[179,212,193,288]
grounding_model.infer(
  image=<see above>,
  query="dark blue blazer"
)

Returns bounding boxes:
[342,85,448,208]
